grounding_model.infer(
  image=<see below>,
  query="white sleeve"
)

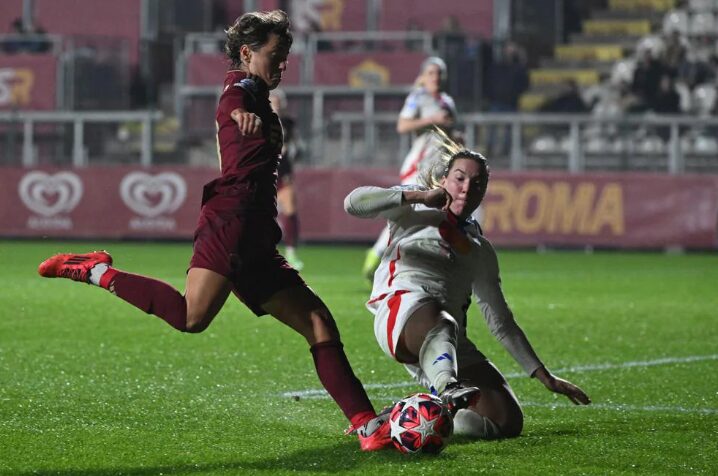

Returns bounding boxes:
[399,90,421,119]
[344,186,408,220]
[472,239,543,376]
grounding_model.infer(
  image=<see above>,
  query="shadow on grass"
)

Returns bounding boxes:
[11,439,454,476]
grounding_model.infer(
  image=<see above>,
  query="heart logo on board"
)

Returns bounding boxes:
[119,172,187,218]
[18,171,83,217]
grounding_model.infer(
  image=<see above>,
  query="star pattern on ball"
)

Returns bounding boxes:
[412,411,436,444]
[390,408,408,441]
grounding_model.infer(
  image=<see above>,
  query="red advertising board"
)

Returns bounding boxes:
[478,172,718,248]
[0,54,57,110]
[0,167,716,249]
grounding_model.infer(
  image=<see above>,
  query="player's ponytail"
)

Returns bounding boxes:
[418,127,490,205]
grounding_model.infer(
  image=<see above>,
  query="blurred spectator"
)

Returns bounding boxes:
[434,15,466,58]
[653,75,681,114]
[662,30,688,77]
[404,19,424,52]
[631,49,667,110]
[2,18,51,54]
[540,80,589,113]
[678,51,716,89]
[485,42,529,155]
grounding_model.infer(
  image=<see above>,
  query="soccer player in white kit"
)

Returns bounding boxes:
[362,56,458,280]
[345,131,590,439]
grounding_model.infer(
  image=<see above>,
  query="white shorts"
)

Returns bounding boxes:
[367,290,487,390]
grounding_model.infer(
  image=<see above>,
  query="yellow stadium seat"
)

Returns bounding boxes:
[519,93,548,111]
[609,0,675,12]
[583,19,652,36]
[555,44,624,61]
[530,69,601,87]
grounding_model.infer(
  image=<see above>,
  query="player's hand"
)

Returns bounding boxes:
[534,367,591,405]
[231,108,263,137]
[423,187,451,210]
[429,111,454,128]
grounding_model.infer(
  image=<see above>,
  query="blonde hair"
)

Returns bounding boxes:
[413,56,447,88]
[419,127,490,204]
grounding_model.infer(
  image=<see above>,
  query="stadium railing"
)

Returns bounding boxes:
[332,112,718,174]
[0,110,163,167]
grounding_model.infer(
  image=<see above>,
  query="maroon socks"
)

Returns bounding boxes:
[311,341,376,427]
[100,268,188,331]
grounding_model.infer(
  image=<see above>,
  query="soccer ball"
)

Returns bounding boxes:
[389,392,453,454]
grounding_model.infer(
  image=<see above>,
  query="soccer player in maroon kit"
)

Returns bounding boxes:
[38,10,392,451]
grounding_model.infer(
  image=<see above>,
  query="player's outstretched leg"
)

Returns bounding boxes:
[264,286,395,451]
[38,251,112,282]
[38,251,229,333]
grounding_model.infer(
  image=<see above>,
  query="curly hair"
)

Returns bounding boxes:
[419,127,490,205]
[225,10,293,68]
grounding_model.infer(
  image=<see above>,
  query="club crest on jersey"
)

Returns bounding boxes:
[235,77,260,95]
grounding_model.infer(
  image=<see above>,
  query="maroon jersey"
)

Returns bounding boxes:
[202,70,284,216]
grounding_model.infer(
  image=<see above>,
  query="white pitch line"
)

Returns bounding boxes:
[279,354,718,400]
[521,401,718,415]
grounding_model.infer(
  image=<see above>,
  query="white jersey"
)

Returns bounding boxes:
[398,88,457,184]
[344,185,543,376]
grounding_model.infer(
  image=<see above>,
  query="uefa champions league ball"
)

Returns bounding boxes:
[389,392,453,454]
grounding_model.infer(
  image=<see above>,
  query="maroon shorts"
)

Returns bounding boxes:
[189,207,304,316]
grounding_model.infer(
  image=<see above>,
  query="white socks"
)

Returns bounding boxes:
[89,263,109,286]
[418,315,459,395]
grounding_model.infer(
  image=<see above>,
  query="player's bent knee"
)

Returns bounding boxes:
[184,310,211,333]
[308,308,340,342]
[494,402,523,438]
[499,411,523,438]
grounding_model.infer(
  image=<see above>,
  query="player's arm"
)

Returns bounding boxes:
[220,84,262,138]
[230,108,262,137]
[472,239,590,405]
[344,186,449,219]
[397,113,452,134]
[396,91,453,134]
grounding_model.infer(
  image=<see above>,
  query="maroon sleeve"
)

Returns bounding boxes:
[218,85,250,118]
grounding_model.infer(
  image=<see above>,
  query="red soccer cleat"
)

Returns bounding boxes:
[38,251,113,283]
[346,406,394,451]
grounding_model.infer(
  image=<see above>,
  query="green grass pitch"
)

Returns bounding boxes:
[1,241,716,475]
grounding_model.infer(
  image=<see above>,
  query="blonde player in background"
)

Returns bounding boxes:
[361,56,458,281]
[345,130,590,439]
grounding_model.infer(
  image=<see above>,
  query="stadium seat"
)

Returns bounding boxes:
[636,132,666,154]
[692,84,717,115]
[635,35,666,57]
[610,59,636,85]
[688,0,714,12]
[584,135,610,154]
[689,12,716,35]
[693,134,718,154]
[675,81,693,112]
[530,135,560,154]
[663,10,690,35]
